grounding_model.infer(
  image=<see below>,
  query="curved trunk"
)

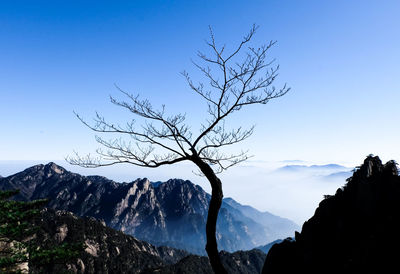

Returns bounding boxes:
[192,154,228,274]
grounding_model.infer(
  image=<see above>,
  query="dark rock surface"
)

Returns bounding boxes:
[31,208,188,274]
[0,162,297,254]
[30,209,266,274]
[262,156,400,274]
[254,239,284,254]
[144,249,266,274]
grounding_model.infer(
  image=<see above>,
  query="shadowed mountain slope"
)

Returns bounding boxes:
[254,239,284,254]
[27,209,266,273]
[144,249,266,274]
[29,208,188,273]
[262,156,400,274]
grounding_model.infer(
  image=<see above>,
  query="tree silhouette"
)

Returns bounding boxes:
[68,25,289,273]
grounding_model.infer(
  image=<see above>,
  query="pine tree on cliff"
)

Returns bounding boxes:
[0,190,82,273]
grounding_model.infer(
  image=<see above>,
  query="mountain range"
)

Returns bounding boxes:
[0,162,298,255]
[3,156,399,273]
[275,163,352,177]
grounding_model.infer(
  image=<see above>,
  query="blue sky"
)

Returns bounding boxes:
[1,0,400,222]
[1,0,400,164]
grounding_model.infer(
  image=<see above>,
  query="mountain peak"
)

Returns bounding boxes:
[23,162,66,175]
[44,162,66,174]
[353,155,398,180]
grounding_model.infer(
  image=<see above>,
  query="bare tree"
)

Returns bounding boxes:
[67,25,289,274]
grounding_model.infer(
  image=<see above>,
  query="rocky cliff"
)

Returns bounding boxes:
[29,208,266,273]
[262,156,400,274]
[30,208,188,273]
[144,249,266,274]
[0,162,297,254]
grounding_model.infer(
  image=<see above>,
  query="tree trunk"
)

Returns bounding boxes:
[191,154,228,274]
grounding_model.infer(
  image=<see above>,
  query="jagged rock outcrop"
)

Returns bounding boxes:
[30,208,188,274]
[29,209,266,274]
[144,249,266,274]
[262,156,400,274]
[0,163,297,254]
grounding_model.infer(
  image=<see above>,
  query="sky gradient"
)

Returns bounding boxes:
[1,0,399,165]
[1,0,399,222]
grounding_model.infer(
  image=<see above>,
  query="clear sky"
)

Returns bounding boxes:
[1,1,400,221]
[1,0,399,165]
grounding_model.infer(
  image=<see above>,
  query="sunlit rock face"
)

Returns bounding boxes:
[262,156,400,274]
[29,208,188,274]
[0,162,297,254]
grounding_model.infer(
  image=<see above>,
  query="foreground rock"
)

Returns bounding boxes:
[262,156,400,274]
[31,208,188,273]
[29,209,266,273]
[143,249,266,274]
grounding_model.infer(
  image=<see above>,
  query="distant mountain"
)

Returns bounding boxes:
[322,171,353,181]
[0,162,297,254]
[280,160,305,164]
[223,198,297,240]
[276,164,349,174]
[263,156,400,274]
[309,164,346,169]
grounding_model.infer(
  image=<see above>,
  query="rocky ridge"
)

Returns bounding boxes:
[30,208,188,273]
[0,162,297,254]
[29,208,266,273]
